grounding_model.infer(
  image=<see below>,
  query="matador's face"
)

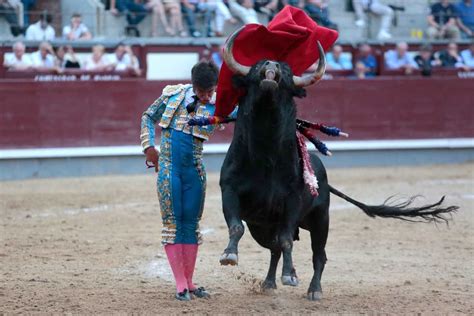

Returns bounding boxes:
[194,86,216,104]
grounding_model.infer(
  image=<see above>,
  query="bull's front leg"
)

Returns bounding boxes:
[279,196,301,286]
[220,188,244,266]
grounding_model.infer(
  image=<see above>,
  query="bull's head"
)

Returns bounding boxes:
[223,26,327,91]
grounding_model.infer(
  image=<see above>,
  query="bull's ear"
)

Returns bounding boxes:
[293,87,306,98]
[232,75,248,89]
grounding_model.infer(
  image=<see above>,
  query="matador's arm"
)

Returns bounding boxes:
[140,95,168,152]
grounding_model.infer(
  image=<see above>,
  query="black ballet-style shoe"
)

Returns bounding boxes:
[190,287,210,299]
[175,289,191,301]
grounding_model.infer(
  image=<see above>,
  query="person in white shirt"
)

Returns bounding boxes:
[25,12,56,41]
[83,45,112,71]
[460,43,474,68]
[227,0,260,25]
[3,41,33,70]
[384,42,418,74]
[30,41,56,69]
[197,0,238,37]
[62,13,92,40]
[352,0,394,40]
[108,44,141,75]
[326,44,353,70]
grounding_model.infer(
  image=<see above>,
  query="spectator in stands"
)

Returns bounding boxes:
[384,42,417,74]
[21,0,36,27]
[108,44,141,75]
[30,41,56,70]
[460,42,474,67]
[426,0,460,40]
[414,44,441,77]
[0,0,23,36]
[198,0,237,37]
[163,0,187,36]
[25,12,55,41]
[280,0,304,9]
[356,43,377,77]
[21,0,37,27]
[228,0,260,25]
[352,0,393,40]
[3,41,32,70]
[304,0,337,30]
[83,45,111,71]
[437,42,470,70]
[55,46,81,69]
[254,0,278,22]
[456,0,474,38]
[110,0,174,37]
[62,13,92,40]
[181,0,203,37]
[181,0,239,38]
[326,44,352,70]
[351,61,367,79]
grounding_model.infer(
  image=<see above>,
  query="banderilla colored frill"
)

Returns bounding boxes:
[296,119,349,156]
[188,116,349,156]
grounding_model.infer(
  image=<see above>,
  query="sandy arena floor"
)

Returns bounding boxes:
[1,163,473,314]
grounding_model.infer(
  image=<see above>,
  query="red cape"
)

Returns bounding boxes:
[215,6,339,117]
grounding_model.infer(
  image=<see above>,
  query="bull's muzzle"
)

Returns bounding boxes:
[260,61,280,91]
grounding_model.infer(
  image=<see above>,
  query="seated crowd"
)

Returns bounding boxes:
[3,40,473,78]
[320,41,473,78]
[3,41,142,76]
[24,12,92,41]
[383,41,473,75]
[1,0,473,79]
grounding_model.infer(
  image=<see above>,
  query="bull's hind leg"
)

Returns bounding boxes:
[307,209,329,301]
[280,235,298,287]
[220,188,244,266]
[248,224,281,291]
[280,197,301,287]
[263,250,281,291]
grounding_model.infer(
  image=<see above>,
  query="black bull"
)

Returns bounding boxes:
[218,28,458,301]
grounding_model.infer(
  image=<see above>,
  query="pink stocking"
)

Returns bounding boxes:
[164,244,188,293]
[182,244,198,291]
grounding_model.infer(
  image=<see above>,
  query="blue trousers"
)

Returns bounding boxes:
[157,129,206,245]
[115,0,148,25]
[181,3,212,36]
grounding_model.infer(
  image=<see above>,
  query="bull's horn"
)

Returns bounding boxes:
[223,26,251,76]
[293,41,326,87]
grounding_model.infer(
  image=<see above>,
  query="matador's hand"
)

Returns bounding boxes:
[145,147,159,172]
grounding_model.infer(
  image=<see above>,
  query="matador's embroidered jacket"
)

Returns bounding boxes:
[140,84,219,150]
[139,84,236,245]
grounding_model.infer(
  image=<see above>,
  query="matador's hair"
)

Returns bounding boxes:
[191,61,219,90]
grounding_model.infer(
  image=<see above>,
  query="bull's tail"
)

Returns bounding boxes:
[328,185,458,224]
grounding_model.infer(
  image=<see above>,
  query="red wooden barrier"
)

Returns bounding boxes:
[0,77,472,149]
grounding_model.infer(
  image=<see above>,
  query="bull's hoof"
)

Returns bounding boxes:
[281,275,299,287]
[220,252,238,266]
[307,290,323,301]
[261,279,277,292]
